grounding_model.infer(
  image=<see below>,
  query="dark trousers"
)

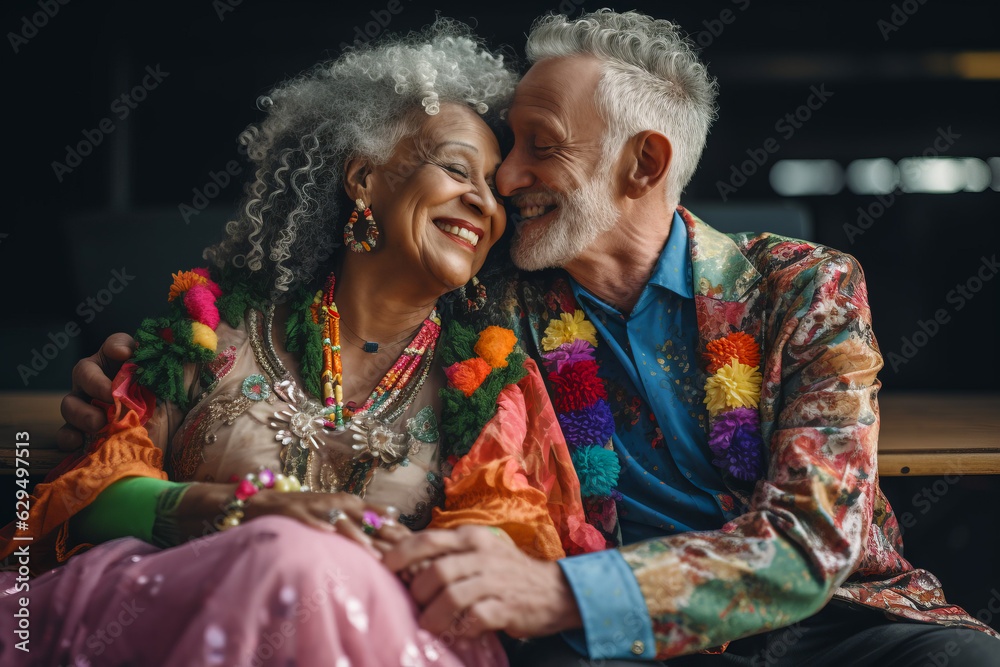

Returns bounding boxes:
[504,602,1000,666]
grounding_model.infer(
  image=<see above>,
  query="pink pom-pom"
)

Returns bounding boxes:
[184,284,221,330]
[191,267,223,298]
[235,479,257,501]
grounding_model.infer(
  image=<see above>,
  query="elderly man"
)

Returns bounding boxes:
[380,10,1000,666]
[62,9,998,666]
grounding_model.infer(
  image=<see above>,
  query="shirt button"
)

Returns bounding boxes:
[631,640,645,655]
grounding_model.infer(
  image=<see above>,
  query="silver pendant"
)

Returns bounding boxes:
[271,400,328,450]
[349,415,414,467]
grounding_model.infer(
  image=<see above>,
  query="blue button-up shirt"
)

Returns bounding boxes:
[558,211,732,660]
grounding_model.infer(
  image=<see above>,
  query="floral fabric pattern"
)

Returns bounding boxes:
[486,207,998,659]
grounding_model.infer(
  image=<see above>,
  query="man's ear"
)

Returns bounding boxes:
[343,157,375,203]
[623,131,672,199]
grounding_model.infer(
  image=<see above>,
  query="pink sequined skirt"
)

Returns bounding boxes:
[0,516,508,666]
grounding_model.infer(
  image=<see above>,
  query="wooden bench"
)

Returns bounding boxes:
[876,393,1000,476]
[2,392,999,477]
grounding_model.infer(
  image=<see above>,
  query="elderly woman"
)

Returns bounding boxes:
[0,21,603,666]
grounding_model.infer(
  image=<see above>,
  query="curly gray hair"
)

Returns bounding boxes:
[204,19,519,297]
[526,10,718,207]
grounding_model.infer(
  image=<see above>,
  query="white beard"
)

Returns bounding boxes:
[510,163,619,271]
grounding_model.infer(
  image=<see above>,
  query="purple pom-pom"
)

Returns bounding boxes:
[723,428,764,481]
[557,400,615,447]
[707,407,759,457]
[544,339,595,373]
[708,407,763,481]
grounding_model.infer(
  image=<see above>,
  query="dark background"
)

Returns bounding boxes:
[2,0,998,629]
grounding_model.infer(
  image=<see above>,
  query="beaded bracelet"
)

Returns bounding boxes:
[215,467,302,531]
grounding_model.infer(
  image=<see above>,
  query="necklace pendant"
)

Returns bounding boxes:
[363,341,379,354]
[271,400,328,450]
[349,415,414,467]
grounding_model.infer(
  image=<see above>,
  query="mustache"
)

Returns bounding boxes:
[510,185,567,208]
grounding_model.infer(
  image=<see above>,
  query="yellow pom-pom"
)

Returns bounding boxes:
[474,326,518,368]
[704,361,762,416]
[542,310,598,351]
[190,321,218,351]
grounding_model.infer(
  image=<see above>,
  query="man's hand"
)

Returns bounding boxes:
[57,333,136,451]
[383,525,583,639]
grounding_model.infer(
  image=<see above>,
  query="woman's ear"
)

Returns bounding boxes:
[623,131,672,200]
[343,157,374,203]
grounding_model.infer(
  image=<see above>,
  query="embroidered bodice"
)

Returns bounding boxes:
[168,308,445,529]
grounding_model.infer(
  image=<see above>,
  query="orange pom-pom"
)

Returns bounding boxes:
[703,332,760,374]
[473,326,518,368]
[444,357,493,397]
[168,270,208,302]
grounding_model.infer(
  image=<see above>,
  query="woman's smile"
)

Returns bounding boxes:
[432,217,483,250]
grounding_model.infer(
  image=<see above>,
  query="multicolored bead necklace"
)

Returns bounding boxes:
[313,273,441,431]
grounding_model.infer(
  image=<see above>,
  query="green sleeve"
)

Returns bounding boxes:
[71,476,190,546]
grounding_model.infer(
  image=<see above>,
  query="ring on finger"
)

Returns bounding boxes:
[361,510,383,536]
[327,508,345,526]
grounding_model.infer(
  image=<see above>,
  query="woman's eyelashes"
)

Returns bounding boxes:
[436,160,500,200]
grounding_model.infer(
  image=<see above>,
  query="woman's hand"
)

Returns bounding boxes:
[244,490,409,557]
[175,483,411,558]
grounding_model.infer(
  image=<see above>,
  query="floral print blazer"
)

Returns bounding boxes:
[491,207,998,659]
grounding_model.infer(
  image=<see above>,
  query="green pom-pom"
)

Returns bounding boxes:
[214,266,267,327]
[132,314,215,410]
[437,320,528,460]
[439,320,479,367]
[570,445,621,497]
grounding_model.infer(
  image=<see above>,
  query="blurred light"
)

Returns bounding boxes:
[953,52,1000,79]
[846,158,900,194]
[989,158,1000,192]
[769,160,844,196]
[961,158,992,192]
[898,157,966,193]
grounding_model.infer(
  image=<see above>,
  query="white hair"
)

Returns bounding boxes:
[509,159,618,271]
[525,9,718,207]
[204,19,518,298]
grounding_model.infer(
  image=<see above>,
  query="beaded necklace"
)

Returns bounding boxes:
[313,273,441,431]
